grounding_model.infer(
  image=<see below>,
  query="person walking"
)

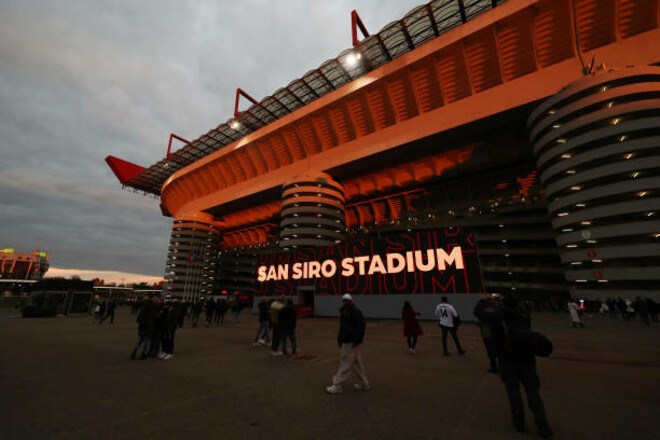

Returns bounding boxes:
[215,298,228,326]
[279,298,298,356]
[402,301,423,355]
[99,299,116,324]
[326,294,370,395]
[253,297,271,346]
[205,298,216,327]
[474,293,503,372]
[159,301,180,360]
[93,299,105,323]
[131,299,156,360]
[568,298,584,328]
[269,295,285,356]
[191,300,202,328]
[148,300,164,357]
[230,297,243,323]
[495,295,553,438]
[434,296,465,356]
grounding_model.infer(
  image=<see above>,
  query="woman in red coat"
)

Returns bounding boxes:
[402,301,424,354]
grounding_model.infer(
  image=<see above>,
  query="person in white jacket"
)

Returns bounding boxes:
[568,299,584,328]
[434,296,465,356]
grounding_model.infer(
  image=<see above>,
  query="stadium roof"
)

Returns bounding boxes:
[107,0,506,196]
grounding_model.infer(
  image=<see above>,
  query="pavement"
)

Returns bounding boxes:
[1,306,659,440]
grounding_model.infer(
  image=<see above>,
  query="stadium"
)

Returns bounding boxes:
[0,249,50,281]
[106,0,660,318]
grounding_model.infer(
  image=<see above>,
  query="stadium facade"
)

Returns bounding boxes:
[0,249,50,281]
[107,0,660,318]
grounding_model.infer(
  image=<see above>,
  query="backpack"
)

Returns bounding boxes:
[508,328,553,357]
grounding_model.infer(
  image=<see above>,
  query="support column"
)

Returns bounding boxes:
[279,172,346,249]
[527,66,660,300]
[164,212,222,301]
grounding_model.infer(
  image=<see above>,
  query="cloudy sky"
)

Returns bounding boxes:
[0,0,425,282]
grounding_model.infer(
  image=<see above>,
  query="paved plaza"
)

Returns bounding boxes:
[1,305,659,439]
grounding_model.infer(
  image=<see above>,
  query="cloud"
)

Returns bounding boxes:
[47,267,164,284]
[0,0,424,278]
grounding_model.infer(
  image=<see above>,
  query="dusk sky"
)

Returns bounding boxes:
[0,0,425,283]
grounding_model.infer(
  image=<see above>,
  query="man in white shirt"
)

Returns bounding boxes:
[434,296,465,356]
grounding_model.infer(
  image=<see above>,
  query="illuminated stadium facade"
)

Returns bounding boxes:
[107,0,660,318]
[0,249,50,281]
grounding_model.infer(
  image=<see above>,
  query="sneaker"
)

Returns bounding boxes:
[271,351,283,356]
[252,342,260,346]
[258,339,266,345]
[326,384,342,395]
[353,383,370,391]
[164,354,174,360]
[157,352,167,359]
[410,348,416,355]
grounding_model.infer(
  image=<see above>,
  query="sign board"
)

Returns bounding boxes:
[256,228,483,297]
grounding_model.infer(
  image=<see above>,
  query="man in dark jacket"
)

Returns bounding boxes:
[326,294,369,394]
[131,299,156,360]
[215,298,228,326]
[205,298,216,327]
[496,295,553,438]
[474,293,503,373]
[279,299,297,356]
[253,297,271,345]
[160,302,180,360]
[99,299,116,324]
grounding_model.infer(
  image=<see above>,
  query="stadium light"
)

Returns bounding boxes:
[345,51,362,67]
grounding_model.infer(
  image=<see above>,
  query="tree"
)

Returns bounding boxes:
[91,278,105,286]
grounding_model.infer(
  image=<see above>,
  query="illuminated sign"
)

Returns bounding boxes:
[256,228,483,296]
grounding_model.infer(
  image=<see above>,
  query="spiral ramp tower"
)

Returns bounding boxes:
[279,172,346,249]
[164,215,222,301]
[528,66,660,299]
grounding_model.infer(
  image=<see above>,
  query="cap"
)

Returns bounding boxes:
[342,294,353,301]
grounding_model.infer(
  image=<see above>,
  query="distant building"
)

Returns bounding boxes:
[0,249,50,280]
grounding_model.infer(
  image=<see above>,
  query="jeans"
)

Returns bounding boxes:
[501,363,549,429]
[161,329,176,354]
[280,328,296,354]
[254,321,270,343]
[440,325,463,354]
[483,338,498,370]
[134,336,150,353]
[271,325,281,351]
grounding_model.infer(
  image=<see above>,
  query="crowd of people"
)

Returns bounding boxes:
[119,290,660,438]
[126,296,245,361]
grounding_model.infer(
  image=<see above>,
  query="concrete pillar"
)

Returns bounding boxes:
[527,66,660,300]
